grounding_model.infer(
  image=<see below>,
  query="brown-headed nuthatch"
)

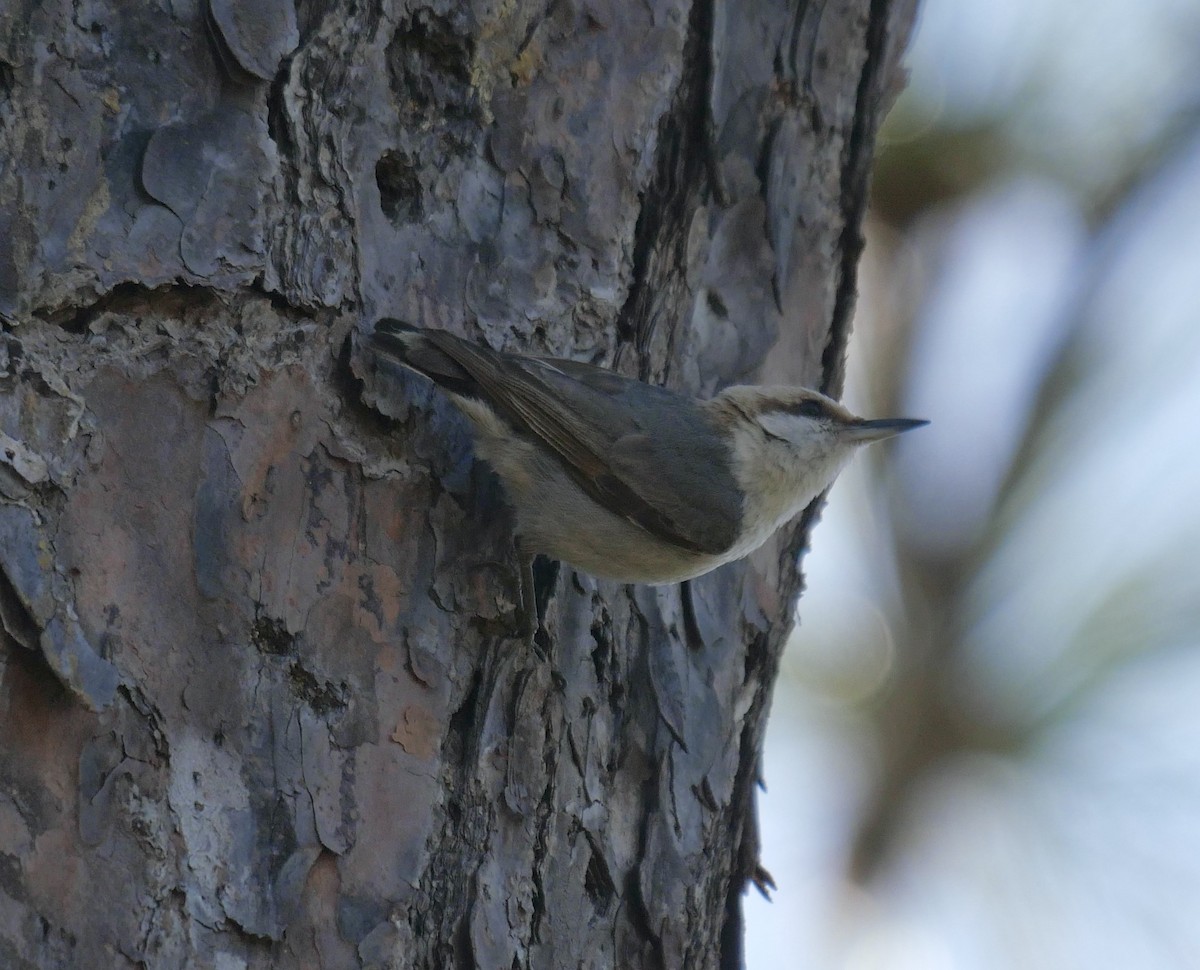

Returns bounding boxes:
[371,320,926,634]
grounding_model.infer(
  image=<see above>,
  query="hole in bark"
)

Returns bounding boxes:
[288,661,348,714]
[46,282,217,334]
[266,62,292,155]
[743,629,769,683]
[376,150,423,225]
[252,615,294,655]
[705,288,728,318]
[583,845,616,911]
[0,852,24,903]
[589,624,607,681]
[531,555,559,624]
[589,605,613,684]
[0,565,39,652]
[446,668,483,761]
[0,60,14,98]
[1,633,69,706]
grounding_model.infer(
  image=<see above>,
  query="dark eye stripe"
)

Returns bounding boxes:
[779,398,826,419]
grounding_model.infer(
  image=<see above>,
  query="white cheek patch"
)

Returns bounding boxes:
[757,411,815,445]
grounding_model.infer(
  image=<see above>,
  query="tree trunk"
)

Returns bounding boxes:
[0,1,914,967]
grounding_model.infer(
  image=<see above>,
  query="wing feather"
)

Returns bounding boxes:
[420,332,741,555]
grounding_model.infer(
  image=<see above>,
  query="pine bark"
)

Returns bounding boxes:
[0,0,914,967]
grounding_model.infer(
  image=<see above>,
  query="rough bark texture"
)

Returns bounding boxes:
[0,1,914,967]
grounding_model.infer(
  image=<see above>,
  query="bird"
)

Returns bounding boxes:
[370,319,926,635]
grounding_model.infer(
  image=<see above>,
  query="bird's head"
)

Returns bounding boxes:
[715,385,927,498]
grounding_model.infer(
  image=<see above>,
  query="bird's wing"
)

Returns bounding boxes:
[422,332,742,555]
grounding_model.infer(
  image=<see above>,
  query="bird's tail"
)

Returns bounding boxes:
[371,319,483,398]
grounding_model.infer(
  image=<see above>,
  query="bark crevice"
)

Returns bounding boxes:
[613,0,720,383]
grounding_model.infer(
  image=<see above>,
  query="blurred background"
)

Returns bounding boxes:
[746,0,1200,966]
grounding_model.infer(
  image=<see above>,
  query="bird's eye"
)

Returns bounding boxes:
[794,399,825,419]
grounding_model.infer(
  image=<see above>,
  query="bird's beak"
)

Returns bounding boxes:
[841,417,929,443]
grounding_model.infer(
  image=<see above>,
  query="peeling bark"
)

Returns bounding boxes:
[0,0,914,967]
